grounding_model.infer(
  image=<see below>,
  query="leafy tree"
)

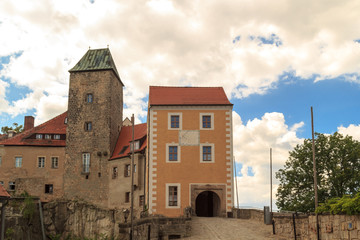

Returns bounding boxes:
[276,132,360,212]
[1,123,24,134]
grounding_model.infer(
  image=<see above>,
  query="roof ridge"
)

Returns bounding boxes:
[150,86,222,88]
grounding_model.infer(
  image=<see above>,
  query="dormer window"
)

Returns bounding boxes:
[36,134,43,139]
[45,134,51,139]
[130,140,140,151]
[86,93,93,103]
[54,134,60,140]
[119,146,128,155]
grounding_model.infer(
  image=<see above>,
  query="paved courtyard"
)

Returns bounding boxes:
[182,217,287,240]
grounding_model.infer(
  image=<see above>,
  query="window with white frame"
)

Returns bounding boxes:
[166,143,180,162]
[38,157,45,168]
[45,134,51,139]
[15,157,22,168]
[51,157,58,169]
[166,183,180,208]
[0,181,4,186]
[200,113,214,130]
[82,153,90,173]
[36,134,43,139]
[168,113,182,130]
[200,144,215,163]
[54,134,61,140]
[166,143,181,162]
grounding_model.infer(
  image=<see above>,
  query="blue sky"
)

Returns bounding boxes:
[234,75,360,139]
[1,0,360,209]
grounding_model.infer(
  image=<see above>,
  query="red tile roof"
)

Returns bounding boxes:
[0,112,67,147]
[149,86,232,106]
[0,185,10,198]
[110,123,147,160]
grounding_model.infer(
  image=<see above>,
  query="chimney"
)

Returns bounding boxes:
[24,116,35,131]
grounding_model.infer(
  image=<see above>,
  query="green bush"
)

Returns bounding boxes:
[316,192,360,215]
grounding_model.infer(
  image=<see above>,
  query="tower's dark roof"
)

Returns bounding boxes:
[69,48,123,85]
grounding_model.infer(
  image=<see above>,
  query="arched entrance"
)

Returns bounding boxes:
[195,191,221,217]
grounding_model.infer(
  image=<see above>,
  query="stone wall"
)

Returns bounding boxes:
[1,199,191,240]
[232,208,264,222]
[118,216,191,240]
[232,208,360,240]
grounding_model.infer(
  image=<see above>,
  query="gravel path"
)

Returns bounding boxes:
[182,217,287,240]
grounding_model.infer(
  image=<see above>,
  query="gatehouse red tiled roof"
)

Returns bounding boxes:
[0,112,67,147]
[149,86,232,106]
[110,123,147,160]
[0,185,10,198]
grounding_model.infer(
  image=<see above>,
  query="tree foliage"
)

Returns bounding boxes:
[316,193,360,215]
[276,132,360,212]
[1,122,24,134]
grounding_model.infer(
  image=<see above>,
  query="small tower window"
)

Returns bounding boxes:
[86,93,93,103]
[45,184,53,194]
[85,122,92,131]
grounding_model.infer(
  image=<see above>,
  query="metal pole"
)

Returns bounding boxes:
[233,157,239,208]
[292,213,297,240]
[130,114,135,240]
[311,107,320,240]
[270,148,272,213]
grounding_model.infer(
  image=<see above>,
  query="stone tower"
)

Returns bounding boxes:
[64,48,124,207]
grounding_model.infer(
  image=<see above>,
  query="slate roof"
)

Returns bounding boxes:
[0,184,11,198]
[0,112,67,147]
[149,86,232,106]
[110,123,147,160]
[69,48,124,85]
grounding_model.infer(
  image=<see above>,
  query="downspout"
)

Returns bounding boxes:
[143,152,146,211]
[146,106,151,211]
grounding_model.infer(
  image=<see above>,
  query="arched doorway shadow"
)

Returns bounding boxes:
[195,191,221,217]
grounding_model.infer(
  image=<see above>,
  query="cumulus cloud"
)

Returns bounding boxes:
[233,111,304,209]
[1,0,360,124]
[338,124,360,141]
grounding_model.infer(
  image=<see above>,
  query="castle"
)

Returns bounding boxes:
[0,48,234,218]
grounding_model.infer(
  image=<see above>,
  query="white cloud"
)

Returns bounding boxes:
[233,111,304,209]
[338,124,360,141]
[0,79,10,111]
[1,0,360,124]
